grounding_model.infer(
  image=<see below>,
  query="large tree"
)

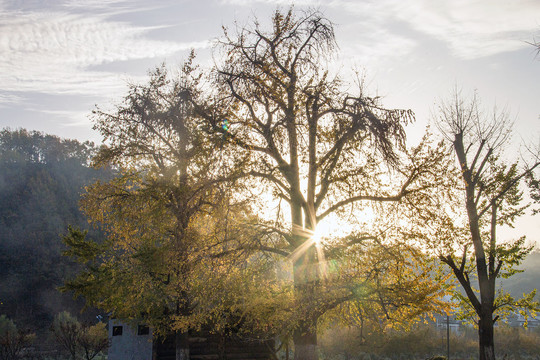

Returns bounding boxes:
[195,9,447,360]
[64,60,224,359]
[432,91,540,360]
[65,10,449,360]
[62,60,282,359]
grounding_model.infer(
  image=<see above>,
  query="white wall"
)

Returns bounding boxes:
[108,320,153,360]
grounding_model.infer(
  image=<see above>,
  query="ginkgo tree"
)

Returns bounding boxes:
[64,9,452,360]
[191,9,451,360]
[423,91,540,360]
[62,59,254,360]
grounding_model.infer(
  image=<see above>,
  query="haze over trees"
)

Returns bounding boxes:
[0,128,110,330]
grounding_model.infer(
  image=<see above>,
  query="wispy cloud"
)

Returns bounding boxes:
[37,109,94,127]
[334,0,540,59]
[390,0,540,59]
[62,0,164,17]
[63,0,133,10]
[0,6,208,97]
[221,0,540,59]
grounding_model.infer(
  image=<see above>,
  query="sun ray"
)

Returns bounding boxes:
[286,224,329,280]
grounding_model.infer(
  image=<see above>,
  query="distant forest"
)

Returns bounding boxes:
[0,127,538,333]
[0,128,111,331]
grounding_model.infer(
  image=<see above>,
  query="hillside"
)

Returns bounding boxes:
[503,249,540,298]
[0,128,111,330]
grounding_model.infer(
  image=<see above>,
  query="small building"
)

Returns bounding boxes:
[505,313,540,329]
[108,320,275,360]
[108,320,153,360]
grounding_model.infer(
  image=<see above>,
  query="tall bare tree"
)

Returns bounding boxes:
[435,90,540,360]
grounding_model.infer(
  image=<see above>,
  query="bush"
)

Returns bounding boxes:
[51,312,108,360]
[0,315,34,360]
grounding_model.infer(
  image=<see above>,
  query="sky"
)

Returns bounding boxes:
[1,0,539,142]
[1,0,540,239]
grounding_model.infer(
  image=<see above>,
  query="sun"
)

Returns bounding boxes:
[311,220,333,245]
[310,214,361,245]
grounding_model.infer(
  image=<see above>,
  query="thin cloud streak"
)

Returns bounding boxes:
[334,0,540,59]
[0,93,25,107]
[22,108,92,127]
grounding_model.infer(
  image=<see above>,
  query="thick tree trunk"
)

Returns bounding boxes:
[478,315,496,360]
[292,244,319,360]
[293,325,317,360]
[175,330,189,360]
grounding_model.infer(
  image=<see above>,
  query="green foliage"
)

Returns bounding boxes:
[526,170,540,215]
[496,236,534,279]
[62,227,104,266]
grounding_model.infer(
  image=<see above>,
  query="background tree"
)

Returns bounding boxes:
[51,312,82,360]
[199,9,449,360]
[431,90,540,360]
[78,322,108,360]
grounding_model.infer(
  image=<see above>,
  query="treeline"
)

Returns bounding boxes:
[0,311,108,360]
[0,128,111,331]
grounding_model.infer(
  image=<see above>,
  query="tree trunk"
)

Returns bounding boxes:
[292,244,319,360]
[175,330,189,360]
[478,315,495,360]
[293,325,317,360]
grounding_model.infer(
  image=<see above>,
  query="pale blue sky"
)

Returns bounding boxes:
[1,0,539,142]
